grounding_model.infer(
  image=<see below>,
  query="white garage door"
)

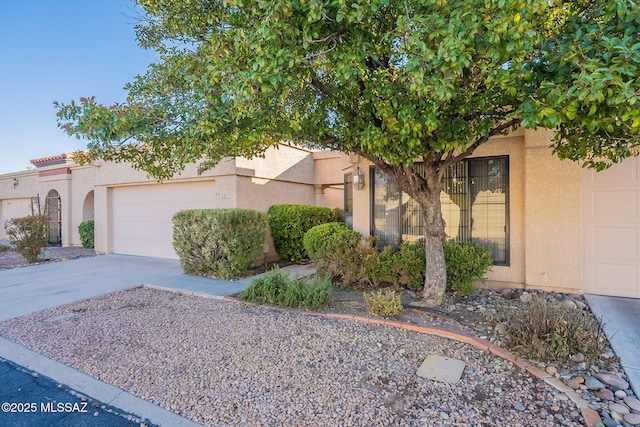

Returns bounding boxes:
[585,158,640,298]
[112,181,216,259]
[1,199,34,240]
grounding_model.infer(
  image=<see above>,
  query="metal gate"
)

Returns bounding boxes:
[46,190,62,246]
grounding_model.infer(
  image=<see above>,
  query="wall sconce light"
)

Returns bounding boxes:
[12,178,18,188]
[353,166,365,190]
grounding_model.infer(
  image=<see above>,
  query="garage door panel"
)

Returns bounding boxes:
[585,158,640,298]
[112,182,216,259]
[586,263,639,297]
[587,227,639,259]
[588,191,637,223]
[586,159,638,187]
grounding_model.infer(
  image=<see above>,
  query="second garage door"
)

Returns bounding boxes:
[584,158,640,298]
[112,181,217,259]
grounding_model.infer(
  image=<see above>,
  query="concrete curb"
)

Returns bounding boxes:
[0,337,202,427]
[223,295,597,426]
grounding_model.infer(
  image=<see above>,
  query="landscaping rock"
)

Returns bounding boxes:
[597,388,615,401]
[624,396,640,412]
[609,402,631,415]
[585,376,606,390]
[595,373,630,391]
[625,413,640,425]
[570,353,585,362]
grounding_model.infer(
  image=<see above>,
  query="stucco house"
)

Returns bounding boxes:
[0,144,347,262]
[342,128,640,300]
[1,130,638,300]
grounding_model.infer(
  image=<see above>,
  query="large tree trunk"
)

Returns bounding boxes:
[389,162,447,307]
[412,168,447,307]
[380,160,448,307]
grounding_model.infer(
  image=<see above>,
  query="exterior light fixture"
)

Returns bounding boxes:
[12,178,18,188]
[353,166,365,190]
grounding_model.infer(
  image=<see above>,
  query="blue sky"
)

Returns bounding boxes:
[0,0,158,173]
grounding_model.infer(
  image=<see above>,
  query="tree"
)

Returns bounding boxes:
[56,0,640,306]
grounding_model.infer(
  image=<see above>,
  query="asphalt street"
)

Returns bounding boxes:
[0,358,153,427]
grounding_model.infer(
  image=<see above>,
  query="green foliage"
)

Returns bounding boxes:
[443,240,493,294]
[267,205,342,262]
[78,220,95,249]
[303,222,361,267]
[4,215,49,263]
[506,296,605,361]
[172,209,267,279]
[238,268,333,311]
[363,289,403,317]
[55,0,640,305]
[55,0,640,177]
[304,222,368,287]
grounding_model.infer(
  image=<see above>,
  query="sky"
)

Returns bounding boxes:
[0,0,158,174]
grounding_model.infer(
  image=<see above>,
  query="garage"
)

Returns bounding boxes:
[111,181,217,259]
[584,158,640,298]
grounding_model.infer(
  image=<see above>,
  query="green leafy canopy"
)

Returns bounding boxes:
[56,0,640,180]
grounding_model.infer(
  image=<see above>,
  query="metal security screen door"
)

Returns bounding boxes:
[46,190,62,246]
[371,156,509,264]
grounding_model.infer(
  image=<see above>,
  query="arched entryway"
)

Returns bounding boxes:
[46,190,62,246]
[82,191,95,222]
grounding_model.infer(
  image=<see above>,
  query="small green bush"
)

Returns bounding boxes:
[396,240,426,290]
[363,289,403,316]
[506,296,605,361]
[267,204,342,262]
[443,240,493,294]
[172,209,267,279]
[4,215,49,263]
[78,220,95,248]
[303,222,369,286]
[238,268,333,311]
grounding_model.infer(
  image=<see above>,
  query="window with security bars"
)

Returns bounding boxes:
[370,156,509,265]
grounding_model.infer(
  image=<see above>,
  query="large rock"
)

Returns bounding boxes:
[595,373,630,391]
[625,413,640,426]
[624,395,640,412]
[584,376,606,390]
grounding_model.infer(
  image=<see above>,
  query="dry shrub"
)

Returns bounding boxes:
[506,296,605,361]
[363,289,403,316]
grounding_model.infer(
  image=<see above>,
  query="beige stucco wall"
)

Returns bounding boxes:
[523,129,583,293]
[346,129,585,293]
[0,143,343,265]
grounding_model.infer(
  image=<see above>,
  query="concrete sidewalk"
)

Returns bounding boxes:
[585,294,640,398]
[0,254,253,322]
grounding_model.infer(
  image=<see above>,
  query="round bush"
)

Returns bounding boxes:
[303,222,360,262]
[267,204,342,262]
[172,209,267,279]
[78,220,95,248]
[443,240,493,294]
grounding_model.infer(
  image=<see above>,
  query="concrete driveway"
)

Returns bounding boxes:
[0,254,252,322]
[586,294,640,398]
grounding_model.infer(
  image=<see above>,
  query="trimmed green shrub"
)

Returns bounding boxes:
[364,289,403,316]
[78,220,95,248]
[395,240,426,290]
[172,209,267,279]
[443,240,493,294]
[303,222,366,285]
[238,268,333,311]
[267,204,342,262]
[4,215,49,263]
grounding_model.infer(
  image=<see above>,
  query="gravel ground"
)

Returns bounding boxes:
[0,245,97,270]
[0,287,585,427]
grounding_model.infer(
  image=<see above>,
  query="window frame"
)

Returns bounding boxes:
[369,156,510,266]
